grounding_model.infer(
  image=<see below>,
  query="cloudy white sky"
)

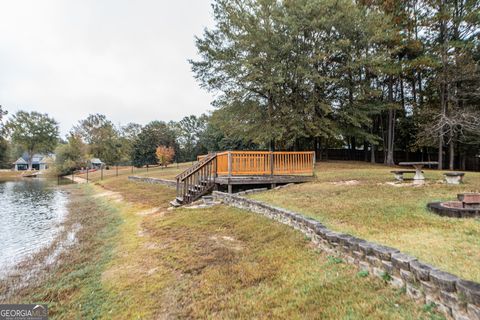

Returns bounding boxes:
[0,0,215,136]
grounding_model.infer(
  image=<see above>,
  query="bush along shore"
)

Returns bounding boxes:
[213,191,480,320]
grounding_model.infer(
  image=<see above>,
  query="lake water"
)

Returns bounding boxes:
[0,179,68,278]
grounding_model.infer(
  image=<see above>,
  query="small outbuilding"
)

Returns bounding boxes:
[88,158,104,170]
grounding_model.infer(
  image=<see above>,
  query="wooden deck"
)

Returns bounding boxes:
[199,151,315,176]
[174,151,315,205]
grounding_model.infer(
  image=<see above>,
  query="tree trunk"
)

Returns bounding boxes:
[364,141,368,162]
[449,134,455,170]
[314,138,321,161]
[438,1,448,170]
[351,137,356,161]
[28,150,33,170]
[370,144,376,164]
[386,110,395,165]
[386,77,395,166]
[438,138,444,170]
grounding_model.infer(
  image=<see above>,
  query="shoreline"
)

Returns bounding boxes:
[0,184,77,299]
[0,183,120,306]
[0,179,70,281]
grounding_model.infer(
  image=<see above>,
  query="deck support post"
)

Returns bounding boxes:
[228,184,233,194]
[271,183,276,189]
[176,178,179,198]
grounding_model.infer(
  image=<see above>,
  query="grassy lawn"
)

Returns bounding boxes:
[1,173,441,319]
[249,161,480,283]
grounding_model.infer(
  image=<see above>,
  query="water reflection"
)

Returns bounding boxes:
[0,179,68,278]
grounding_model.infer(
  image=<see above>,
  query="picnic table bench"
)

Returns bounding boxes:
[398,162,438,184]
[444,172,465,185]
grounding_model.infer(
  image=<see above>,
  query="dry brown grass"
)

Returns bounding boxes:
[95,175,176,209]
[0,170,23,181]
[94,174,439,319]
[1,170,443,319]
[250,161,480,282]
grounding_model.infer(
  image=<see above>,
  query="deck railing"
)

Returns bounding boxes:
[198,151,315,176]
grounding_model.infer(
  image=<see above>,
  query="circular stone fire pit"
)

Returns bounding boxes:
[427,193,480,218]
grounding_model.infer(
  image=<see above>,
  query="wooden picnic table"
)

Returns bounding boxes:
[398,162,438,183]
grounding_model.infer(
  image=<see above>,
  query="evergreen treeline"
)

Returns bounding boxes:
[190,0,480,169]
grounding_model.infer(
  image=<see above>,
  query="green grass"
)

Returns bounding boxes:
[249,161,480,282]
[1,171,444,319]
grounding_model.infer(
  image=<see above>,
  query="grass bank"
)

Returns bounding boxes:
[249,161,480,283]
[0,170,22,181]
[1,174,442,319]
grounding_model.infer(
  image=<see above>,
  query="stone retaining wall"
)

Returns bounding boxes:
[235,188,268,196]
[212,191,480,320]
[128,176,176,188]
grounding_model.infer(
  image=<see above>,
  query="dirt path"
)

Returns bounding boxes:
[63,175,88,184]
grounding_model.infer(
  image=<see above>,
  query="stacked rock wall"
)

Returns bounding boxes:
[128,176,176,188]
[213,191,480,320]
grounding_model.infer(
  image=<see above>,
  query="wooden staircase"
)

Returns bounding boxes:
[170,153,217,207]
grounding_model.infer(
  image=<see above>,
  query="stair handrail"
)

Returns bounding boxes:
[176,153,217,204]
[175,152,216,181]
[183,155,216,181]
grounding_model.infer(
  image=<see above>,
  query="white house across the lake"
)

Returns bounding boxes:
[13,153,54,171]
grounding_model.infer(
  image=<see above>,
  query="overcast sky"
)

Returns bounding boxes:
[0,0,215,136]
